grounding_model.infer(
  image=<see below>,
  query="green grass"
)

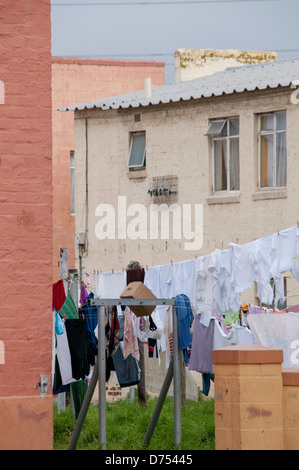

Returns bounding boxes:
[53,394,215,450]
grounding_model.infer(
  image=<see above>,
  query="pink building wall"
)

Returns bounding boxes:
[51,57,165,282]
[0,0,53,449]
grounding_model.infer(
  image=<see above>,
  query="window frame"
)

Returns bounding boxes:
[127,131,146,170]
[261,277,287,310]
[207,117,240,193]
[257,111,287,189]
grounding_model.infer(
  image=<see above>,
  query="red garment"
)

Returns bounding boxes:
[126,267,145,285]
[52,280,66,311]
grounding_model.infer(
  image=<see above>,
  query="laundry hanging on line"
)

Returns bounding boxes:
[52,225,299,397]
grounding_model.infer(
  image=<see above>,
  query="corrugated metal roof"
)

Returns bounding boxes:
[60,58,299,112]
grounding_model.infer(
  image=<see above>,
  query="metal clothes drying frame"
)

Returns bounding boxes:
[68,297,181,450]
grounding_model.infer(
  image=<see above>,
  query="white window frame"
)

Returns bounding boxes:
[128,131,146,170]
[258,111,286,189]
[206,117,240,193]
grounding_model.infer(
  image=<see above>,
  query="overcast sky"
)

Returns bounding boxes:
[51,0,299,84]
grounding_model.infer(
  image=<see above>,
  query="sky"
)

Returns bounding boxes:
[51,0,299,84]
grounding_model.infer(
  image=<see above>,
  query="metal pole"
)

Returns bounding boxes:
[172,305,181,448]
[142,357,173,448]
[69,269,79,308]
[98,305,106,450]
[79,249,82,285]
[68,357,99,450]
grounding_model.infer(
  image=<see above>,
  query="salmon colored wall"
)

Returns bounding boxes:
[282,368,299,450]
[51,57,165,281]
[0,0,53,449]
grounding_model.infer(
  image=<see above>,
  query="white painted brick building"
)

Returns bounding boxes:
[62,53,299,398]
[63,53,299,304]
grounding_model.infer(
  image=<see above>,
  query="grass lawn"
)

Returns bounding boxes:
[54,394,215,450]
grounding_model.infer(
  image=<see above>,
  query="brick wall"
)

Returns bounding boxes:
[0,0,53,449]
[213,346,299,450]
[51,57,165,281]
[73,88,299,399]
[74,88,299,287]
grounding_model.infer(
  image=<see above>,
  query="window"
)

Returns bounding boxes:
[258,111,286,188]
[206,117,240,192]
[261,277,287,310]
[70,151,75,215]
[128,131,146,170]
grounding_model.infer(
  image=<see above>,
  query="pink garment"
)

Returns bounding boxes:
[123,310,140,361]
[248,305,262,315]
[80,283,89,306]
[212,310,229,334]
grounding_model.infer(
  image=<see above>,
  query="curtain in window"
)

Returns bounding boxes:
[214,140,227,191]
[260,134,274,187]
[276,132,286,187]
[229,138,240,190]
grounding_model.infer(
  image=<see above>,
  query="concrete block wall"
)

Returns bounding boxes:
[213,345,299,450]
[174,49,278,83]
[282,368,299,450]
[213,345,284,450]
[144,351,200,401]
[73,84,299,430]
[74,86,299,307]
[0,0,53,449]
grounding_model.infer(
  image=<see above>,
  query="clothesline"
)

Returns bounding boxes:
[65,303,299,321]
[89,224,299,273]
[86,225,299,324]
[52,225,299,401]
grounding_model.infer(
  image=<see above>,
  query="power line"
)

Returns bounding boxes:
[51,0,292,6]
